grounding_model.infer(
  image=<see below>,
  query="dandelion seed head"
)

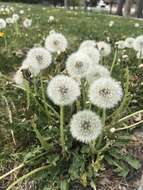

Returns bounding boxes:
[0,18,6,29]
[89,78,123,109]
[79,46,100,65]
[27,47,52,70]
[66,52,93,78]
[97,41,111,57]
[23,18,32,28]
[6,17,14,24]
[70,110,102,143]
[109,21,114,27]
[133,35,143,52]
[45,32,68,53]
[79,40,96,49]
[47,75,80,106]
[12,13,19,22]
[115,40,125,49]
[86,65,110,84]
[22,58,41,76]
[125,37,135,48]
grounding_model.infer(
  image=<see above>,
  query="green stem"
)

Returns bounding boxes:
[24,81,30,109]
[0,151,49,182]
[114,120,143,132]
[60,106,65,153]
[13,83,60,118]
[118,109,143,123]
[15,23,19,36]
[110,67,130,124]
[40,76,50,124]
[6,165,49,190]
[33,76,37,96]
[4,34,7,48]
[32,120,49,150]
[81,79,86,109]
[96,109,106,149]
[89,141,95,155]
[110,49,118,74]
[76,99,81,111]
[0,163,24,181]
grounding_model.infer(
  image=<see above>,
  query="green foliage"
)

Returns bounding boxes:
[0,2,143,190]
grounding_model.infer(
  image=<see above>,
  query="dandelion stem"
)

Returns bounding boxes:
[24,81,30,109]
[114,120,143,132]
[89,141,95,154]
[96,109,106,149]
[0,163,24,181]
[117,109,143,123]
[81,79,86,109]
[110,67,130,124]
[32,120,49,150]
[60,106,65,154]
[76,99,81,111]
[4,34,7,48]
[40,76,50,124]
[33,76,37,96]
[110,49,118,73]
[6,165,49,190]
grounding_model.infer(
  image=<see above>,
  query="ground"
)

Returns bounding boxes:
[0,2,143,190]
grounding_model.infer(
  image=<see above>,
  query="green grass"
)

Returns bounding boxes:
[1,2,143,73]
[0,2,143,190]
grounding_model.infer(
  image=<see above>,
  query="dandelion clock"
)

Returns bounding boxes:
[66,52,93,79]
[79,46,100,65]
[45,32,68,53]
[47,75,80,106]
[27,47,52,70]
[86,65,110,84]
[70,110,102,143]
[89,78,123,109]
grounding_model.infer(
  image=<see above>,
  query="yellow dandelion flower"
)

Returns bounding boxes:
[0,32,5,38]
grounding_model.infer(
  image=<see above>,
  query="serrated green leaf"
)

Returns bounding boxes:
[124,155,141,170]
[104,155,129,177]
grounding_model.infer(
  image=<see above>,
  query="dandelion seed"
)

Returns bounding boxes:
[70,110,102,143]
[89,77,123,109]
[47,75,80,106]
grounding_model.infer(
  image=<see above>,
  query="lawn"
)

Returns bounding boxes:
[0,2,143,190]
